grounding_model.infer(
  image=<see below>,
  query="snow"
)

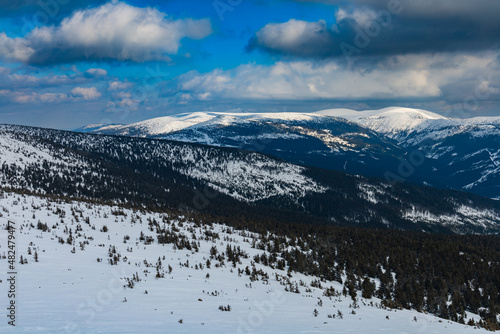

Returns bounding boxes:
[2,124,499,231]
[403,204,499,229]
[313,108,499,197]
[116,112,218,136]
[0,192,490,334]
[87,107,499,145]
[228,133,305,141]
[272,124,356,152]
[85,108,500,200]
[357,184,386,204]
[315,107,448,136]
[178,153,327,202]
[93,124,124,132]
[0,129,85,172]
[314,107,499,146]
[91,111,333,138]
[0,131,64,168]
[0,125,326,203]
[469,116,500,125]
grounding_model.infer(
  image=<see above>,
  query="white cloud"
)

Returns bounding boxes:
[86,68,108,76]
[251,19,336,58]
[298,0,500,23]
[71,87,101,100]
[0,33,34,62]
[0,1,212,64]
[1,91,69,104]
[117,98,139,108]
[179,61,439,100]
[113,91,132,99]
[105,97,140,112]
[335,6,378,27]
[38,93,68,103]
[0,69,89,90]
[0,66,10,75]
[178,52,500,102]
[8,73,39,83]
[108,80,134,91]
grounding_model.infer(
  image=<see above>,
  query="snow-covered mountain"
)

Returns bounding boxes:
[1,192,497,333]
[0,124,326,204]
[83,108,500,200]
[86,111,414,185]
[318,107,499,146]
[318,107,500,200]
[1,124,500,332]
[86,107,450,145]
[1,124,500,234]
[317,107,451,138]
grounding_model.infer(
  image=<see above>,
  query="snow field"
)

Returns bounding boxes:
[0,192,490,333]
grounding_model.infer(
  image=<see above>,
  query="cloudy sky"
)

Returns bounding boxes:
[0,0,499,129]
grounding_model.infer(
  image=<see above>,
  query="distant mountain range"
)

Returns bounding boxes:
[1,121,499,333]
[2,112,498,334]
[2,123,500,234]
[80,107,500,200]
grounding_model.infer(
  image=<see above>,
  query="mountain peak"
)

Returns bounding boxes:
[315,107,449,135]
[84,107,458,138]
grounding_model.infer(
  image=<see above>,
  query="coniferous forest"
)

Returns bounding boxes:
[1,124,500,330]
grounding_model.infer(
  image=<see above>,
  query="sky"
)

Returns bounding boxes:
[0,0,499,129]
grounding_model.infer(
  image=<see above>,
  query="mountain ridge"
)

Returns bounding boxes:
[1,123,500,234]
[79,108,500,200]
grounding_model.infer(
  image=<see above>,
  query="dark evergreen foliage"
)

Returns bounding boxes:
[1,124,500,329]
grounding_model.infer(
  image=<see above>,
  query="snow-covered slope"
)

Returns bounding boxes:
[0,192,495,333]
[89,110,399,155]
[0,129,83,169]
[316,107,450,137]
[99,112,218,136]
[0,125,326,203]
[84,107,499,149]
[2,124,500,234]
[315,108,500,199]
[91,112,336,137]
[83,108,500,200]
[88,108,454,140]
[316,107,500,145]
[470,116,500,125]
[86,111,408,184]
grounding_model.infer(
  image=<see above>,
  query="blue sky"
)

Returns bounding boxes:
[0,0,499,129]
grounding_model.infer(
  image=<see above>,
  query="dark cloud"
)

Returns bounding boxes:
[0,0,106,22]
[250,0,500,60]
[297,0,500,23]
